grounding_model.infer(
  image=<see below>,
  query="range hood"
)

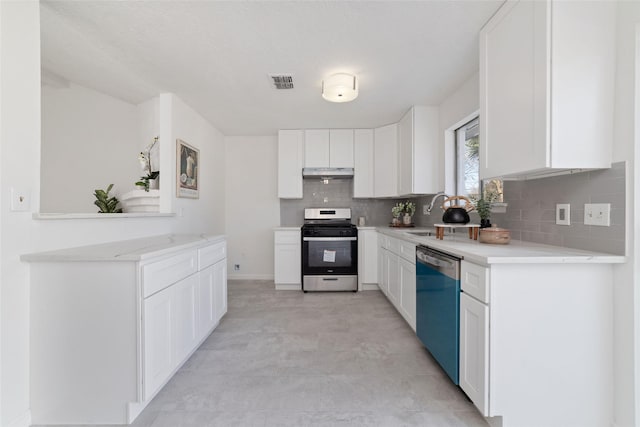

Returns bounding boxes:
[302,167,354,179]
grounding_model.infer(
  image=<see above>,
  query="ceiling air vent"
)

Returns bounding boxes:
[269,74,294,89]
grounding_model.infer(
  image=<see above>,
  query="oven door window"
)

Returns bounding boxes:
[307,240,352,268]
[302,238,357,275]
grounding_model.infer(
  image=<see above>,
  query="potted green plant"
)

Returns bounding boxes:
[472,190,499,228]
[391,203,403,226]
[93,184,122,213]
[136,136,160,192]
[401,201,416,225]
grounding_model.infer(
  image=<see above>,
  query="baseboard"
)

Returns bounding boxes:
[275,283,302,291]
[8,410,32,427]
[227,274,273,281]
[362,283,380,291]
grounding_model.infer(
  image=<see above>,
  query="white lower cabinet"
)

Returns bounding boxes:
[143,286,174,400]
[376,233,416,331]
[459,291,489,415]
[398,257,416,331]
[357,228,378,290]
[213,259,228,322]
[173,274,200,365]
[274,229,301,289]
[387,251,400,306]
[27,236,227,425]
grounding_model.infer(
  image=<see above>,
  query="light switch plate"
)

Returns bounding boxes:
[10,188,31,212]
[556,204,570,225]
[584,203,611,226]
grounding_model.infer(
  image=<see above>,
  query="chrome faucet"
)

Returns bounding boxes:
[426,191,449,214]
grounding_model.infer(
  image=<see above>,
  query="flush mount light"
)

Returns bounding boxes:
[322,73,358,103]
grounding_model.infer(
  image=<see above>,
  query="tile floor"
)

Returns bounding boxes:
[41,280,490,427]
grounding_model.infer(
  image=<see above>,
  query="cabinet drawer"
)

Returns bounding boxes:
[142,251,198,298]
[199,242,226,270]
[398,240,416,264]
[461,261,490,303]
[275,230,301,245]
[387,236,400,253]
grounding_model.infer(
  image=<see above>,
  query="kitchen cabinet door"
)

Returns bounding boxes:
[387,251,400,306]
[374,123,398,197]
[459,292,489,416]
[173,274,200,365]
[274,230,301,287]
[198,265,216,337]
[399,257,416,331]
[480,0,614,179]
[398,106,440,195]
[304,129,330,167]
[278,130,304,198]
[354,129,374,198]
[378,247,388,297]
[329,129,354,168]
[213,259,227,323]
[143,287,174,400]
[357,229,378,289]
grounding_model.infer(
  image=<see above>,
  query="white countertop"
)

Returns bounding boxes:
[21,234,225,262]
[377,227,625,265]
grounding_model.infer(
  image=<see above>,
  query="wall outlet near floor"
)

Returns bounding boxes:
[584,203,611,226]
[556,204,570,225]
[234,264,240,271]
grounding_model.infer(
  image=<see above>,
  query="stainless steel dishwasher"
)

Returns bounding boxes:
[416,246,461,384]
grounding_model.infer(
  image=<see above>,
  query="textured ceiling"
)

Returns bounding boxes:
[40,1,503,136]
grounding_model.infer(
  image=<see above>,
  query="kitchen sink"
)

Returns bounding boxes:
[407,231,435,237]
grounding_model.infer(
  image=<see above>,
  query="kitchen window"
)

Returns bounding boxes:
[454,117,503,201]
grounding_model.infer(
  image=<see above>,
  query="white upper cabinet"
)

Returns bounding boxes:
[374,123,399,197]
[304,130,330,167]
[353,129,375,198]
[304,129,354,168]
[278,130,304,199]
[479,0,615,179]
[398,106,440,195]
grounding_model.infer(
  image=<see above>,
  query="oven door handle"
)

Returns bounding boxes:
[302,237,357,241]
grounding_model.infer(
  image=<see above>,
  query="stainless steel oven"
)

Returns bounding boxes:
[301,208,358,292]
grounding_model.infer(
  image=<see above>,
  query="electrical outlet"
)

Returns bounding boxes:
[584,203,611,226]
[234,264,240,271]
[423,204,430,215]
[556,204,570,225]
[10,188,31,212]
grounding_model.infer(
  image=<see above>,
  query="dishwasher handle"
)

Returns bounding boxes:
[416,246,460,280]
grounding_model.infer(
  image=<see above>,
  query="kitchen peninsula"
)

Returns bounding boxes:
[22,234,228,425]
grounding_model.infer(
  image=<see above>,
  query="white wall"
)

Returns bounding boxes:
[41,82,140,213]
[611,3,640,426]
[0,4,226,426]
[169,94,226,235]
[438,72,480,194]
[225,136,280,280]
[1,2,41,426]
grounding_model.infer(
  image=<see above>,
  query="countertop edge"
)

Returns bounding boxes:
[376,227,626,265]
[21,234,226,263]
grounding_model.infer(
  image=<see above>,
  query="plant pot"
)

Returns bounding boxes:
[403,213,412,225]
[480,218,491,228]
[148,178,159,190]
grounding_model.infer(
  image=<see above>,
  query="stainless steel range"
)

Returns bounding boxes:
[301,208,358,292]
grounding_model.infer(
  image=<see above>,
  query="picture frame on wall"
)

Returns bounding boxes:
[176,139,199,199]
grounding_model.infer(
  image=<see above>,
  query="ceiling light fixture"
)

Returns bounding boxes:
[322,73,358,103]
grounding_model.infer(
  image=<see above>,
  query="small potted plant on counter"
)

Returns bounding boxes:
[391,201,416,226]
[401,201,416,225]
[472,190,499,228]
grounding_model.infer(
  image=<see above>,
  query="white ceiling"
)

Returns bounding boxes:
[40,0,503,136]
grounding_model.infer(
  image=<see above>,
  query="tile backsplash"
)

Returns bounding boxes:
[280,161,626,255]
[491,161,626,255]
